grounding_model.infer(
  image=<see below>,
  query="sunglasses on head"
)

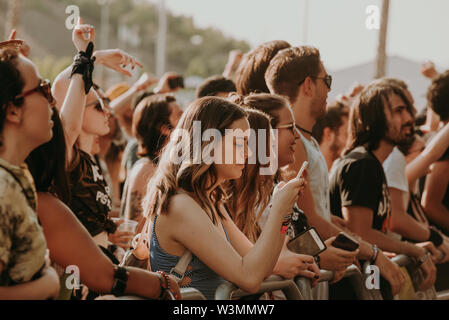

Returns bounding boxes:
[298,74,332,90]
[14,79,55,105]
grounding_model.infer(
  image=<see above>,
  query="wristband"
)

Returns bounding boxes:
[156,271,175,299]
[111,265,129,296]
[371,245,379,264]
[428,226,443,247]
[70,42,96,94]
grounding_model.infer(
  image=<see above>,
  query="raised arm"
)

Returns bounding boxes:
[406,122,449,187]
[53,19,93,161]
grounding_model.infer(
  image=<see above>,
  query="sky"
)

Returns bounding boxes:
[160,0,449,72]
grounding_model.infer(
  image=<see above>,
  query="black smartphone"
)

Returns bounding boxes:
[332,232,360,252]
[168,76,184,90]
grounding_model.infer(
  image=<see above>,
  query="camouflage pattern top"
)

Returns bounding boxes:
[0,157,46,285]
[68,148,116,237]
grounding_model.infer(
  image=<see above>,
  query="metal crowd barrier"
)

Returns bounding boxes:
[115,287,206,300]
[295,264,378,300]
[214,275,304,300]
[391,254,438,300]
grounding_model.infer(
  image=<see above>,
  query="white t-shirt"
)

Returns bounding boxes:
[297,130,331,221]
[383,147,409,211]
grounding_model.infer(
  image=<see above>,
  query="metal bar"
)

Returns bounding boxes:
[214,275,304,300]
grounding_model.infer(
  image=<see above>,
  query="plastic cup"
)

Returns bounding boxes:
[117,219,138,234]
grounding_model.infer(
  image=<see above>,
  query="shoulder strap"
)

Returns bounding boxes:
[132,213,192,283]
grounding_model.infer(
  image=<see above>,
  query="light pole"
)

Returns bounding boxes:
[375,0,390,79]
[97,0,110,86]
[4,0,21,39]
[156,0,167,77]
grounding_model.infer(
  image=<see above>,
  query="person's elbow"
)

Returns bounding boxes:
[238,279,261,294]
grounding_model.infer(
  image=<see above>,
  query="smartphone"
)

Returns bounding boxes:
[332,232,360,252]
[287,227,326,257]
[168,76,184,90]
[296,161,308,179]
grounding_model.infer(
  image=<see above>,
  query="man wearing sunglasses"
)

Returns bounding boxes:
[265,45,405,298]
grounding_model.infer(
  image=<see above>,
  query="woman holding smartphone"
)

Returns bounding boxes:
[143,96,305,299]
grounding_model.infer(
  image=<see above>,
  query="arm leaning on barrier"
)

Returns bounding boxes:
[214,275,304,300]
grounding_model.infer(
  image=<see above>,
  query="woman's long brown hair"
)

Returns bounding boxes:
[142,97,247,225]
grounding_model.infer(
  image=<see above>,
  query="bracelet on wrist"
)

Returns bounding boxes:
[371,244,379,264]
[70,42,96,94]
[156,271,171,299]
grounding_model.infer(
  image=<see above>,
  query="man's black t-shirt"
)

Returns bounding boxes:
[329,146,390,232]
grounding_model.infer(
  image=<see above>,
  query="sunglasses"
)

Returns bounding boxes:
[14,79,55,105]
[298,74,332,90]
[276,122,296,133]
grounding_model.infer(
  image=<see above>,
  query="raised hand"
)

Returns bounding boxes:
[72,17,95,52]
[133,72,159,91]
[421,61,438,79]
[7,29,30,56]
[93,49,143,77]
[271,177,307,219]
[154,72,183,94]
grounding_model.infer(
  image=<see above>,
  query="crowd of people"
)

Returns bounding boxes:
[1,17,449,300]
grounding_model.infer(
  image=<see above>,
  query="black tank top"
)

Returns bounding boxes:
[68,148,116,236]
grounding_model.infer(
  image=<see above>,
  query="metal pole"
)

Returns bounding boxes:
[156,0,167,77]
[4,0,20,39]
[98,0,110,87]
[375,0,390,79]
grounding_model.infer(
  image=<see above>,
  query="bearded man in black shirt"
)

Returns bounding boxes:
[329,82,437,299]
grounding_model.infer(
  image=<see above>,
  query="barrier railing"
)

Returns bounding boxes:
[214,275,304,300]
[116,287,206,300]
[391,254,437,300]
[295,264,381,300]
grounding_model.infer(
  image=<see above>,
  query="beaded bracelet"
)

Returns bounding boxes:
[156,271,175,299]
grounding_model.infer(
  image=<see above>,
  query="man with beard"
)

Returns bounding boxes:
[266,46,406,298]
[312,102,349,171]
[329,82,437,299]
